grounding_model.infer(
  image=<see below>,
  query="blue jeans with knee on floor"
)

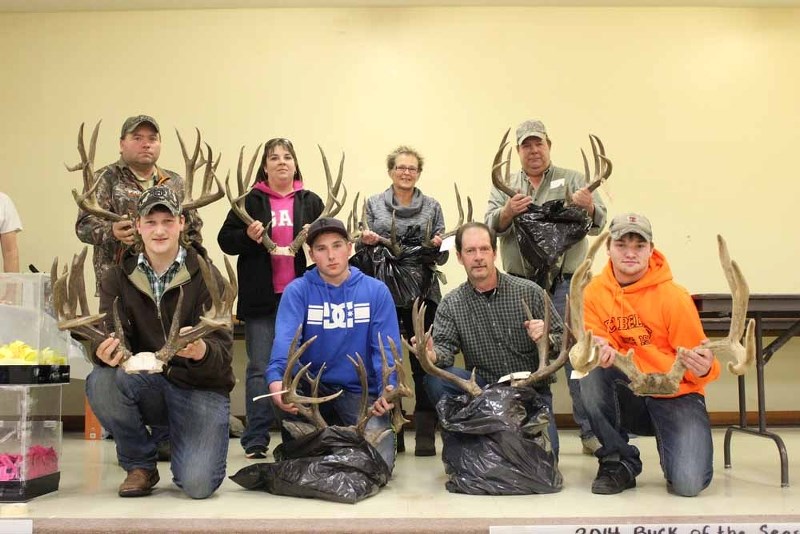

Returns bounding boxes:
[580,365,713,496]
[241,313,279,451]
[86,366,230,499]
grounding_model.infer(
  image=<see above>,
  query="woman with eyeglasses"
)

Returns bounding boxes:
[217,138,323,460]
[359,145,447,457]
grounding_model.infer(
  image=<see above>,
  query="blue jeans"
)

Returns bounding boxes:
[85,366,169,444]
[580,365,714,496]
[86,366,230,499]
[551,276,594,440]
[278,382,396,473]
[241,313,278,451]
[424,367,560,458]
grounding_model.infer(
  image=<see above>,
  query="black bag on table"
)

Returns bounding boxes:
[514,199,592,287]
[437,383,563,495]
[229,426,390,504]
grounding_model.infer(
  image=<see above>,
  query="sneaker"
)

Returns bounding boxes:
[591,461,636,495]
[118,468,159,497]
[245,445,267,459]
[581,436,601,456]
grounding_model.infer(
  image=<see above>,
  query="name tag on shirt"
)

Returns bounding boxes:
[550,178,565,189]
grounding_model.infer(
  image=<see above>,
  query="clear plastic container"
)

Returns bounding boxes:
[0,385,63,501]
[0,273,69,366]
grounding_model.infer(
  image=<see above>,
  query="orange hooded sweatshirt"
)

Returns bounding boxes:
[583,249,720,397]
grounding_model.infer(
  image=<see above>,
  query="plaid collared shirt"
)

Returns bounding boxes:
[432,271,564,385]
[137,247,186,304]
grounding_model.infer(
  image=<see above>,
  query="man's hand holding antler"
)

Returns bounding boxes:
[592,335,618,368]
[174,326,207,361]
[268,380,298,414]
[499,192,532,229]
[371,387,395,416]
[410,333,437,366]
[570,186,595,217]
[95,335,127,367]
[678,342,714,378]
[524,318,546,342]
[112,220,136,246]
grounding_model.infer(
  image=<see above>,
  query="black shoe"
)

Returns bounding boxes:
[156,441,171,462]
[414,411,437,457]
[591,461,636,495]
[245,445,267,459]
[396,428,406,453]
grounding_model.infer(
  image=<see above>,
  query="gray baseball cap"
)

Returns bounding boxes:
[516,119,548,145]
[137,185,181,217]
[121,115,160,138]
[609,213,653,242]
[306,217,349,246]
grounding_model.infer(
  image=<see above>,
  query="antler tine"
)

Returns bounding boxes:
[280,329,341,429]
[348,354,372,436]
[347,192,362,239]
[491,129,517,198]
[176,128,202,196]
[71,246,90,317]
[222,256,238,306]
[584,134,613,193]
[440,183,469,240]
[111,297,133,363]
[182,141,224,211]
[401,299,483,397]
[701,235,756,375]
[516,292,571,387]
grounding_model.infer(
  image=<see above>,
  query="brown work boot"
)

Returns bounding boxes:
[118,468,160,497]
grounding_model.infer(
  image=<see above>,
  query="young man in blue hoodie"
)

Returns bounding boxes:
[265,217,401,471]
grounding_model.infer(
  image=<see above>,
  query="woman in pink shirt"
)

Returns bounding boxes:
[218,138,323,459]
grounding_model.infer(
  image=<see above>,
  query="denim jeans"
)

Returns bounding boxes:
[278,382,396,473]
[424,367,560,458]
[580,365,714,496]
[85,366,169,444]
[551,276,594,440]
[241,313,278,451]
[86,366,230,499]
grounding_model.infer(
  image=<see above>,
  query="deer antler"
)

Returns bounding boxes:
[697,235,755,375]
[402,299,483,397]
[153,256,237,363]
[280,325,343,429]
[491,129,517,198]
[52,247,133,363]
[66,121,125,223]
[580,134,613,193]
[176,128,224,210]
[440,183,474,241]
[568,231,686,396]
[513,292,570,388]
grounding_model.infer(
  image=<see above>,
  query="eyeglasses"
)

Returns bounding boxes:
[394,165,419,174]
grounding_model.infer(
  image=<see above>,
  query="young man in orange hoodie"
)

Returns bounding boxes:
[580,213,720,496]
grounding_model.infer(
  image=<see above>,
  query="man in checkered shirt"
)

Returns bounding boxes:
[418,222,564,455]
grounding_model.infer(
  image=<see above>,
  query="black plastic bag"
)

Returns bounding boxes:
[514,199,592,287]
[229,426,390,504]
[350,241,442,309]
[437,383,562,495]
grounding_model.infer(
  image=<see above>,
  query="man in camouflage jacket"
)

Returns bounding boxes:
[75,115,203,294]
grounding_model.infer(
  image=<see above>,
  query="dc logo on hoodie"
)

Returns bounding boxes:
[308,302,371,329]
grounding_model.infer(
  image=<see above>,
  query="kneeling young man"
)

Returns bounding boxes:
[581,213,719,496]
[266,218,401,471]
[86,186,234,499]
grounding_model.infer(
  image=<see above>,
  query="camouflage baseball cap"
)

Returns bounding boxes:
[120,115,160,138]
[609,213,653,242]
[137,185,181,217]
[516,119,548,145]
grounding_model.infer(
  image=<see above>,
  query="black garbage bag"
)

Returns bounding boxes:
[437,383,563,495]
[350,239,442,308]
[229,426,391,504]
[514,199,592,287]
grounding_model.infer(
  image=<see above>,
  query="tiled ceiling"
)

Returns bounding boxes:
[1,0,799,12]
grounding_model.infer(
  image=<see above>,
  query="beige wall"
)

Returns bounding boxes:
[1,6,798,416]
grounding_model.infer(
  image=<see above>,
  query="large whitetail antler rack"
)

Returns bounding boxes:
[51,246,133,363]
[511,293,571,388]
[226,145,347,256]
[154,256,238,364]
[280,325,343,430]
[694,235,755,375]
[402,299,483,397]
[176,128,224,210]
[575,134,613,196]
[568,231,687,396]
[65,121,125,223]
